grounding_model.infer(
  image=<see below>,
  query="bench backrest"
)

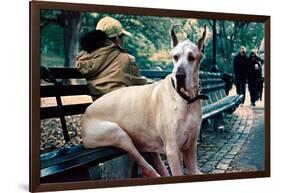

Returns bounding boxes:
[200,72,227,106]
[41,67,91,120]
[40,67,227,117]
[40,67,226,141]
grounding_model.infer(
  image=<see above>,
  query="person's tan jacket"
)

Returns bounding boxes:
[76,43,147,97]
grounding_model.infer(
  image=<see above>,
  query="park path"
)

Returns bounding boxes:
[228,86,265,172]
[197,86,265,174]
[228,107,264,172]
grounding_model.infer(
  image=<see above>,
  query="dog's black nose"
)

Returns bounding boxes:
[175,68,186,80]
[176,67,186,78]
[175,71,186,91]
[176,73,186,79]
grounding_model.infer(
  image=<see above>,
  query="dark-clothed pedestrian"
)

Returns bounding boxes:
[248,50,262,106]
[257,77,264,101]
[233,46,248,104]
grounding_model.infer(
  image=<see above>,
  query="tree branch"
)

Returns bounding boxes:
[40,17,64,29]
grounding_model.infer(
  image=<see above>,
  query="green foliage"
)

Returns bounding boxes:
[40,10,65,65]
[41,24,64,57]
[40,10,264,74]
[209,20,264,73]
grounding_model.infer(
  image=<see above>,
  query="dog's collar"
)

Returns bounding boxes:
[171,77,209,104]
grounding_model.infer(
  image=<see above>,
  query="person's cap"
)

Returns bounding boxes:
[96,16,132,38]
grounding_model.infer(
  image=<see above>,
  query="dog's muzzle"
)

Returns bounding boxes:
[171,77,209,104]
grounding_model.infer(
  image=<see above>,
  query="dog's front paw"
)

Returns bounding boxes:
[141,165,160,178]
[196,169,203,175]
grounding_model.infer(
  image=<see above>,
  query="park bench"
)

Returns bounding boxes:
[40,66,243,183]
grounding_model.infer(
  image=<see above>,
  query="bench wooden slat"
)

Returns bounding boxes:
[41,84,90,97]
[48,67,85,79]
[47,68,222,81]
[203,95,236,114]
[201,78,224,85]
[41,145,126,178]
[201,82,225,93]
[48,68,172,79]
[40,79,224,98]
[140,70,170,79]
[41,103,91,119]
[41,145,119,168]
[202,95,243,120]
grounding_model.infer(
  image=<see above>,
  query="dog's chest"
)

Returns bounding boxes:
[172,101,201,121]
[178,110,201,132]
[172,104,202,147]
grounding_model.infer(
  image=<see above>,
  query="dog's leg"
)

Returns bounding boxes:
[82,120,160,177]
[165,144,183,176]
[150,152,170,176]
[182,141,202,175]
[117,136,160,178]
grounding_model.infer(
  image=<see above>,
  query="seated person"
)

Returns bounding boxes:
[76,16,147,100]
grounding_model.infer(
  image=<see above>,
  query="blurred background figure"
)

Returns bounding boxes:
[248,50,262,106]
[233,46,248,104]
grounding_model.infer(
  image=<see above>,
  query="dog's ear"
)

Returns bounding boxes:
[197,25,207,53]
[171,25,179,48]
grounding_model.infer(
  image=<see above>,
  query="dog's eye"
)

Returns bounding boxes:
[173,55,179,61]
[188,54,195,62]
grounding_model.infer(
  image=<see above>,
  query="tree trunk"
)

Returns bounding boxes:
[63,11,81,68]
[211,19,218,72]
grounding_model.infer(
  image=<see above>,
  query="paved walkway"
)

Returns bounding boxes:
[227,107,264,172]
[197,106,254,173]
[197,86,265,174]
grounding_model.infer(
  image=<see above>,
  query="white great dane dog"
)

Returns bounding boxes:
[82,25,208,177]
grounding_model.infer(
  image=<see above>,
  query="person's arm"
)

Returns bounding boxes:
[76,50,109,77]
[257,55,264,64]
[233,56,238,79]
[76,51,97,76]
[127,54,149,85]
[256,60,263,80]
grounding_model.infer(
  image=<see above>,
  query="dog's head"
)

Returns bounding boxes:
[170,25,207,92]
